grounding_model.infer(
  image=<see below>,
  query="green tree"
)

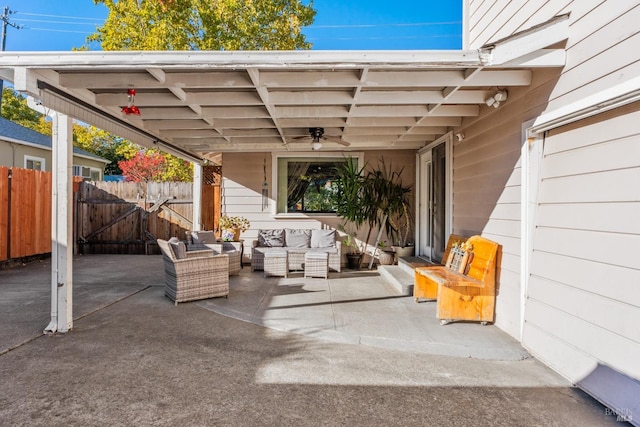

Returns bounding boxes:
[1,88,193,180]
[1,88,51,135]
[88,0,316,50]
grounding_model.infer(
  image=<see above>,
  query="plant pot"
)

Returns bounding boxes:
[346,253,362,270]
[393,246,414,258]
[378,250,395,265]
[222,228,241,241]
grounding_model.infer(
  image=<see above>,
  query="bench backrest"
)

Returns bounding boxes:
[441,234,467,265]
[465,235,499,286]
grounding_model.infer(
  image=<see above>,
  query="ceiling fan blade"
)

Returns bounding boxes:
[291,135,311,140]
[323,135,351,146]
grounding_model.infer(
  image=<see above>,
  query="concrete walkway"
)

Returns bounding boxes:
[0,255,619,426]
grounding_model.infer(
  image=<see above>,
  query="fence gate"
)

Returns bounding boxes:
[76,181,194,254]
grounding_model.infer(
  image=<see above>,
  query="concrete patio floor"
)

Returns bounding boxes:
[0,254,619,426]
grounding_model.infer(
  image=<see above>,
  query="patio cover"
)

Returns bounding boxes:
[0,14,568,333]
[0,14,568,163]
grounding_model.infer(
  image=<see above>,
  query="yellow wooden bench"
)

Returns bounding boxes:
[413,235,499,325]
[413,234,467,301]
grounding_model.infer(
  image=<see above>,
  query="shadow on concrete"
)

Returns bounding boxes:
[0,254,619,426]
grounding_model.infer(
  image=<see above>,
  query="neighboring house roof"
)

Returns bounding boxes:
[0,116,110,164]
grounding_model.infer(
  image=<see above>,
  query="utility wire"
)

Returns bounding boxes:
[16,12,104,21]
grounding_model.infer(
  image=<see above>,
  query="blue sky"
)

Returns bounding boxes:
[7,0,462,51]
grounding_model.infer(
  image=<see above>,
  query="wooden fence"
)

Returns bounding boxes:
[0,167,221,261]
[0,167,55,262]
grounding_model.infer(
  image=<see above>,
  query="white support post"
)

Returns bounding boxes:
[192,162,203,231]
[44,112,73,334]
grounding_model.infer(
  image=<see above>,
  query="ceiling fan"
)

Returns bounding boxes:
[293,127,350,150]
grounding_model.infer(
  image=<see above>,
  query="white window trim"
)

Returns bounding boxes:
[24,155,46,171]
[271,151,365,217]
[73,164,102,181]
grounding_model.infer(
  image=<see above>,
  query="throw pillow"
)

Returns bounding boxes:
[192,230,216,244]
[258,229,285,247]
[311,229,336,248]
[168,237,187,259]
[285,229,311,248]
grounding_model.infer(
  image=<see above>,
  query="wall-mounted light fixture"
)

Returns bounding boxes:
[485,90,508,108]
[455,132,465,141]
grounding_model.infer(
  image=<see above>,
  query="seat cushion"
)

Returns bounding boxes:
[258,229,285,247]
[285,229,311,248]
[311,229,336,248]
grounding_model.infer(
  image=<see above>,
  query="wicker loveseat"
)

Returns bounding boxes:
[251,229,342,273]
[157,238,229,305]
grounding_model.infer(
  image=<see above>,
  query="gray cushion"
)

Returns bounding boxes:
[258,229,285,247]
[311,229,336,248]
[168,237,187,259]
[191,230,216,244]
[285,229,311,248]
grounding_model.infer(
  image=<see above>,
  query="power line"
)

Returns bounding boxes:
[309,21,461,29]
[15,18,101,26]
[15,11,104,22]
[28,27,95,34]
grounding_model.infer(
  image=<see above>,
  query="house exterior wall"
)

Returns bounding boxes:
[0,138,106,177]
[221,150,416,261]
[463,0,640,413]
[526,101,640,385]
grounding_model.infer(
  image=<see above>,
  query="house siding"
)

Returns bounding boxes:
[524,103,640,385]
[464,0,640,413]
[0,139,107,174]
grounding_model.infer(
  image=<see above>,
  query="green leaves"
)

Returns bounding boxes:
[87,0,316,51]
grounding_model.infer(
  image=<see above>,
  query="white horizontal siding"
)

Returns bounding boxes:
[536,203,640,234]
[522,319,600,383]
[531,251,640,307]
[523,105,640,392]
[525,298,640,380]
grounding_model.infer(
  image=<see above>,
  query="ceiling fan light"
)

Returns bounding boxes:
[311,141,322,151]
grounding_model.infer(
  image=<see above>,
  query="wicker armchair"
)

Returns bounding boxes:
[157,238,229,305]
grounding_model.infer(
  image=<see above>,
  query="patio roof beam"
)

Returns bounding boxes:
[37,81,204,163]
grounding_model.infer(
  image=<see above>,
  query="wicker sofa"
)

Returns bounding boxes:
[157,238,229,305]
[251,228,342,273]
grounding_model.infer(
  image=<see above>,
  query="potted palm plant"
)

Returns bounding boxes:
[371,159,413,259]
[332,157,413,269]
[331,158,377,269]
[388,201,414,257]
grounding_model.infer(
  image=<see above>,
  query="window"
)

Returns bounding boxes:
[73,165,102,181]
[275,153,363,214]
[24,155,45,171]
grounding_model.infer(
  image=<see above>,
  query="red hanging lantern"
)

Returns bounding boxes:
[122,88,141,115]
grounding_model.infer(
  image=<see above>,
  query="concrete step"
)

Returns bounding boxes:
[378,265,414,296]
